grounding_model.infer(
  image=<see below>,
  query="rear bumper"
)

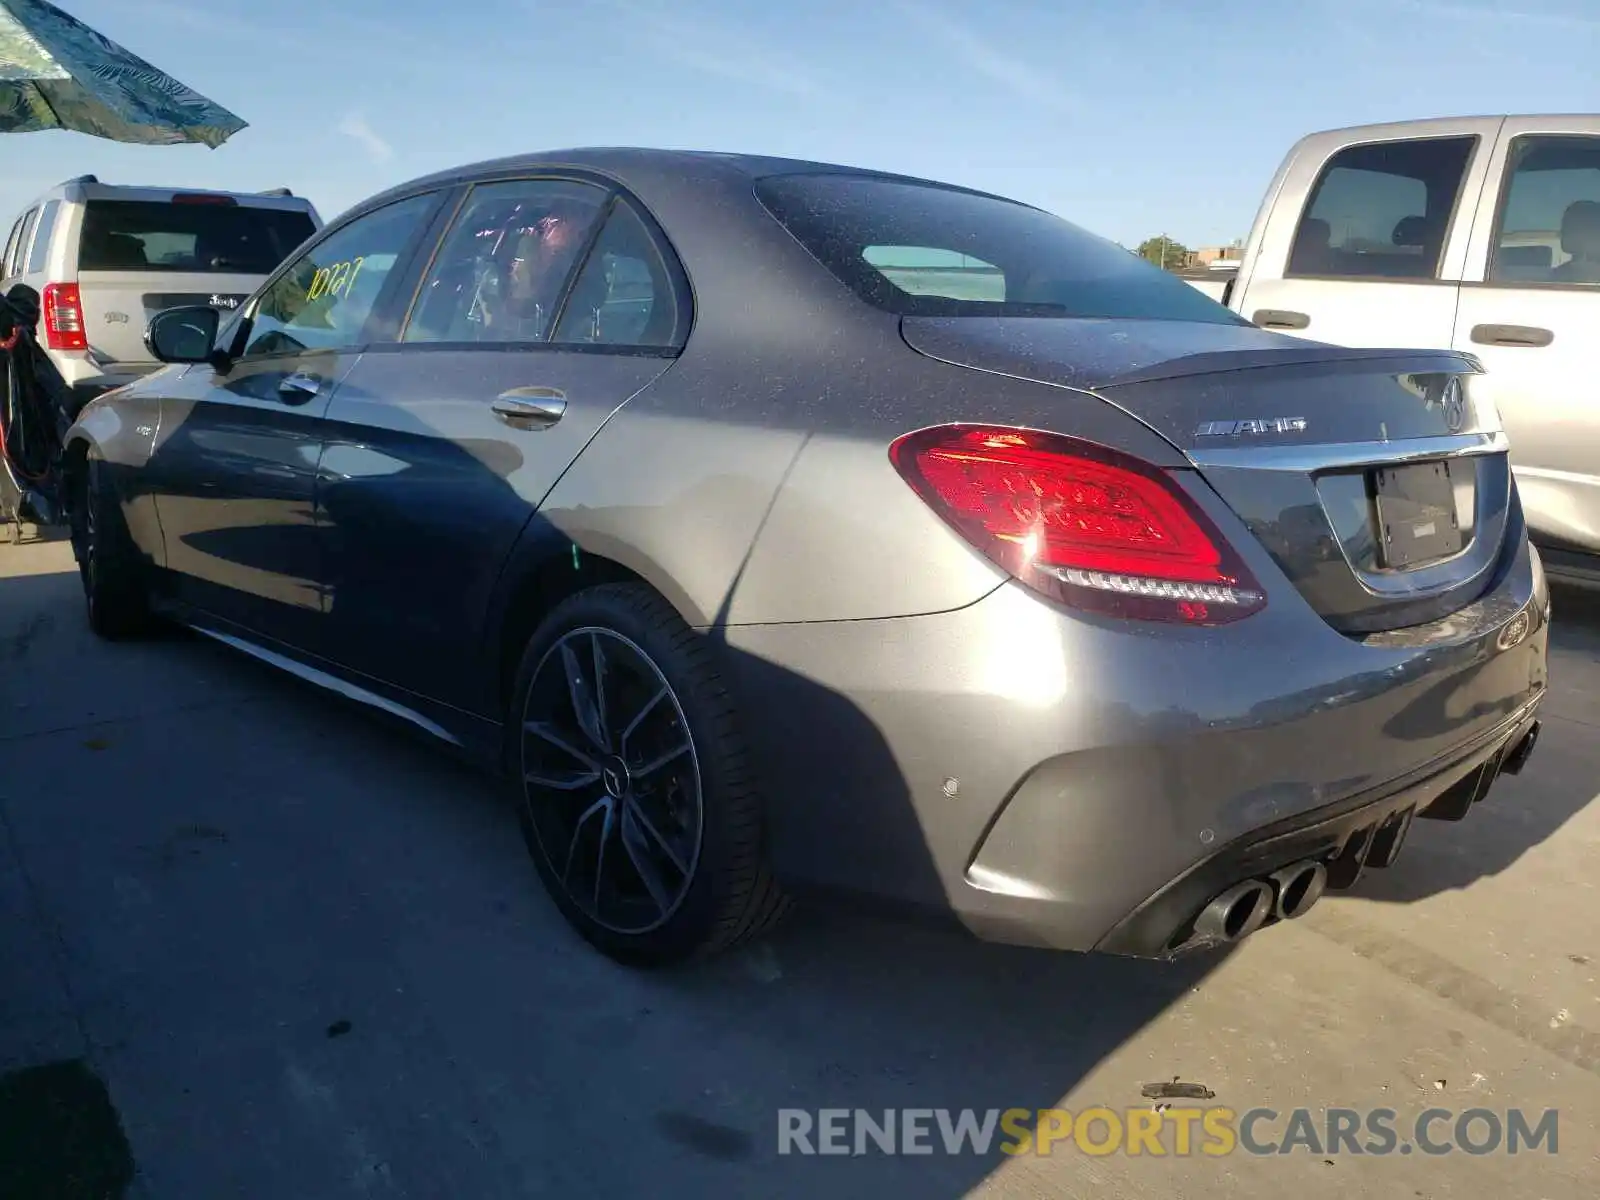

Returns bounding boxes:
[1092,704,1541,957]
[720,532,1548,957]
[50,351,158,401]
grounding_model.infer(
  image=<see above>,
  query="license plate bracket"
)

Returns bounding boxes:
[1372,460,1461,568]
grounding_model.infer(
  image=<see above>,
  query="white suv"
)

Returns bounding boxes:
[1,175,320,401]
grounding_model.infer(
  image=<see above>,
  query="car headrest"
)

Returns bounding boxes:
[1298,217,1332,250]
[1498,244,1553,270]
[1559,200,1600,258]
[98,232,148,268]
[1392,215,1433,247]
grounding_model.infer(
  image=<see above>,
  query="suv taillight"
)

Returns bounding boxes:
[42,283,87,351]
[890,424,1266,625]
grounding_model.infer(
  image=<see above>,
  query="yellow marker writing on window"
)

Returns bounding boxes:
[305,256,367,303]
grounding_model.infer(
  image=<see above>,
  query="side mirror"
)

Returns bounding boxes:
[145,305,220,364]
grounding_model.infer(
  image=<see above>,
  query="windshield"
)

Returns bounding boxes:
[78,200,316,275]
[755,173,1244,324]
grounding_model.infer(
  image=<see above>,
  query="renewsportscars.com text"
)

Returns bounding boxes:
[777,1106,1560,1157]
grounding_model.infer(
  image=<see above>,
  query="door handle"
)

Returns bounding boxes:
[1469,323,1553,348]
[278,372,322,401]
[492,386,567,430]
[1252,309,1310,330]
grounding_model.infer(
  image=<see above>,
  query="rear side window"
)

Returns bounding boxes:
[1489,134,1600,286]
[403,179,609,345]
[10,208,38,277]
[552,198,687,348]
[78,200,316,274]
[1287,137,1475,280]
[2,215,23,276]
[26,201,59,273]
[755,174,1242,324]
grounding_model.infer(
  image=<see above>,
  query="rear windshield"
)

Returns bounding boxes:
[78,200,316,275]
[754,173,1243,324]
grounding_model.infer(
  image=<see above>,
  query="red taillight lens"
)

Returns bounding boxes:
[890,424,1266,624]
[171,193,237,205]
[41,283,87,351]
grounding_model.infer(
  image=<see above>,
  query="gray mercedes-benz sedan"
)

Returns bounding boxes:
[61,149,1548,966]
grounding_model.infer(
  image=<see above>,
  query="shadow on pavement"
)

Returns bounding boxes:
[0,556,1228,1199]
[0,1059,134,1200]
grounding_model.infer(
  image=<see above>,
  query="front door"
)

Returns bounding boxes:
[313,180,689,711]
[148,191,441,646]
[1450,119,1600,557]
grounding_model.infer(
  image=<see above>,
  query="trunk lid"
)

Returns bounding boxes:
[900,316,1513,634]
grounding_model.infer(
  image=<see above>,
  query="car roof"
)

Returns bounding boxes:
[343,147,1058,352]
[20,177,314,212]
[355,146,1027,216]
[1303,113,1600,140]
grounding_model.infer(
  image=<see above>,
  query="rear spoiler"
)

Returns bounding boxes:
[1098,346,1485,390]
[259,187,294,197]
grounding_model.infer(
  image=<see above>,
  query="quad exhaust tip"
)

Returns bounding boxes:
[1268,859,1327,921]
[1193,879,1275,944]
[1191,857,1329,947]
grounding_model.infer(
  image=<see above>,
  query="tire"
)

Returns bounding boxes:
[72,455,152,640]
[508,582,789,966]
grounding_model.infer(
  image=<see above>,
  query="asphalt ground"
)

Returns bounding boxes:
[2,532,1596,1198]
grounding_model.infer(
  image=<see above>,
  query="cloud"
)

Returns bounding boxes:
[606,0,831,101]
[890,0,1074,112]
[338,113,393,164]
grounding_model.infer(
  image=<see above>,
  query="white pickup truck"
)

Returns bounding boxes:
[1218,115,1600,585]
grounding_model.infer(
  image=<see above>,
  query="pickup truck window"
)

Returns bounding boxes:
[1286,136,1475,281]
[1489,135,1600,287]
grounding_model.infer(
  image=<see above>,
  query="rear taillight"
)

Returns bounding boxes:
[41,283,87,351]
[890,424,1266,625]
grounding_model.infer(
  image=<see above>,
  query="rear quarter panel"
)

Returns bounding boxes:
[538,318,1189,626]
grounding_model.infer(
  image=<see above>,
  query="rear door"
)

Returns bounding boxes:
[1450,117,1600,557]
[148,191,443,647]
[313,177,689,711]
[73,195,317,373]
[1230,121,1499,347]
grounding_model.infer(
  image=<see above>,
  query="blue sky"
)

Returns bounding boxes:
[8,0,1600,248]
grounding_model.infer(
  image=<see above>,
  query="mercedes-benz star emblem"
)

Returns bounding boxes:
[1441,378,1466,433]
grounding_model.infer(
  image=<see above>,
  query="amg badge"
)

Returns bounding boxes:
[1194,417,1308,438]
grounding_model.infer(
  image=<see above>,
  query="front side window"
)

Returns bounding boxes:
[404,179,609,345]
[26,201,59,273]
[1489,135,1600,286]
[551,198,686,348]
[754,174,1240,323]
[1287,136,1475,280]
[243,193,437,358]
